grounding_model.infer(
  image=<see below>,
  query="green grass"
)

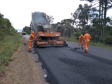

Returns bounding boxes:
[89,42,112,50]
[0,34,22,73]
[66,37,78,43]
[66,37,112,50]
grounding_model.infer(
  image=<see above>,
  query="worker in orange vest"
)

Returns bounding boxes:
[84,31,91,53]
[78,34,84,49]
[28,31,35,52]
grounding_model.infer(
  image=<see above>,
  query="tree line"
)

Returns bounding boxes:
[52,0,112,45]
[23,0,112,45]
[22,26,31,34]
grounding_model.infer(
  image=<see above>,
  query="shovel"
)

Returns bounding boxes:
[74,42,83,50]
[74,47,80,50]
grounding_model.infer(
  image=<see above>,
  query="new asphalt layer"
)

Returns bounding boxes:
[23,35,112,84]
[35,42,112,84]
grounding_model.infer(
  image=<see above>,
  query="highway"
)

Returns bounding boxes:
[24,35,112,84]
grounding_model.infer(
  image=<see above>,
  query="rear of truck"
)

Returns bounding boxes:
[30,12,67,47]
[22,32,26,35]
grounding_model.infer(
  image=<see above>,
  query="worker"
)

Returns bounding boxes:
[47,30,50,33]
[78,34,84,49]
[28,31,35,52]
[84,31,92,53]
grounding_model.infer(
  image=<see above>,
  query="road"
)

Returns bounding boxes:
[24,35,112,84]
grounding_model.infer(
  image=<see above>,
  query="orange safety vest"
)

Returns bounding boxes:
[29,34,34,41]
[84,33,91,41]
[79,35,84,42]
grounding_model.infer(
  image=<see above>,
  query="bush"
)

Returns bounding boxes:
[91,36,101,42]
[74,32,82,40]
[99,37,105,43]
[104,36,112,44]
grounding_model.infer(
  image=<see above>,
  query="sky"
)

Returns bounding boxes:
[0,0,111,31]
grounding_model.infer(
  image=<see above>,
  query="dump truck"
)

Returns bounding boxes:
[30,12,68,47]
[22,32,26,35]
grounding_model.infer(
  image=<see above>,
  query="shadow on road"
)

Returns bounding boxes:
[70,48,112,65]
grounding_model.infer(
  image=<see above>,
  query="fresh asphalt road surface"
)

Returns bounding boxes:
[23,35,112,84]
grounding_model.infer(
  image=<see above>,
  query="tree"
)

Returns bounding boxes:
[45,14,54,24]
[23,26,31,34]
[72,4,91,29]
[0,13,17,40]
[60,19,75,38]
[86,0,112,36]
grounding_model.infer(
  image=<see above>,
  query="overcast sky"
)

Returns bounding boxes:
[0,0,111,30]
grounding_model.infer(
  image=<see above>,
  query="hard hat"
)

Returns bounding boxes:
[81,35,83,37]
[31,32,34,34]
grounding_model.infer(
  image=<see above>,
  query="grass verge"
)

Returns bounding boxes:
[0,34,22,73]
[66,37,112,50]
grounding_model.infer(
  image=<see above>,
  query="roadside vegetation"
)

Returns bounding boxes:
[0,13,22,74]
[66,37,112,50]
[22,26,31,34]
[51,0,112,50]
[22,1,112,50]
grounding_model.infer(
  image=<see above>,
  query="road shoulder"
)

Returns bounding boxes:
[0,37,47,84]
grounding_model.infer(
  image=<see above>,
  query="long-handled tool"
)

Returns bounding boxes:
[74,46,80,50]
[74,42,83,50]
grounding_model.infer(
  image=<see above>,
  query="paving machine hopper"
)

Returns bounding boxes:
[30,12,68,47]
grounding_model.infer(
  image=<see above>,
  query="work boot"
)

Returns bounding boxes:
[28,50,31,52]
[85,51,88,53]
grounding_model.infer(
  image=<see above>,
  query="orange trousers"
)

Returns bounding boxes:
[85,41,89,52]
[29,41,32,51]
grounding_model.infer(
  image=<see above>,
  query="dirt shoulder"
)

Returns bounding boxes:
[0,37,47,84]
